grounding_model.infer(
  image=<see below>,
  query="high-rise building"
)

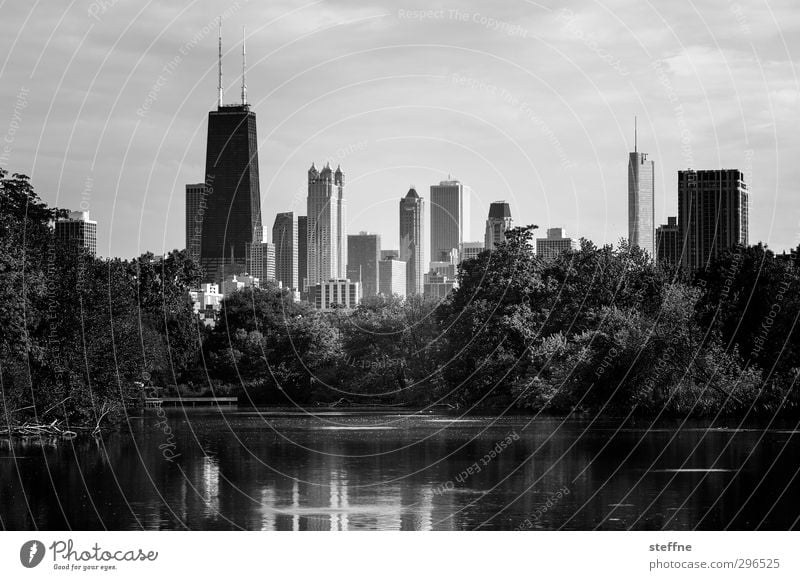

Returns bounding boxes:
[381,249,399,260]
[248,241,274,284]
[628,121,655,258]
[459,241,484,262]
[430,179,470,265]
[346,232,381,299]
[379,258,407,297]
[55,211,97,256]
[484,201,513,250]
[273,212,298,291]
[536,228,578,260]
[200,28,262,283]
[262,242,276,282]
[297,215,308,292]
[656,216,680,266]
[307,163,346,287]
[399,187,425,295]
[308,279,361,310]
[185,183,205,265]
[678,169,749,271]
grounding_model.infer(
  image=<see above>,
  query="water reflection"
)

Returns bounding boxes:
[0,410,798,530]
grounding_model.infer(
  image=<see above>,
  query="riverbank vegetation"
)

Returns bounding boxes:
[3,168,800,428]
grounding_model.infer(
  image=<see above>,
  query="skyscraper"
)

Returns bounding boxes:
[346,232,381,298]
[628,120,655,258]
[484,201,513,250]
[678,169,749,271]
[55,211,97,256]
[307,163,346,287]
[399,187,425,295]
[247,241,274,283]
[185,183,205,265]
[656,216,680,266]
[430,179,470,265]
[273,212,298,291]
[297,215,308,292]
[261,242,276,282]
[200,25,262,283]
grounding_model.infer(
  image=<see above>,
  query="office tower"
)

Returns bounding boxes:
[459,241,484,262]
[308,279,361,310]
[430,179,470,265]
[273,212,298,291]
[536,228,578,260]
[379,258,407,297]
[262,242,275,282]
[656,216,680,266]
[297,216,308,292]
[484,201,513,250]
[248,241,274,284]
[307,163,346,287]
[346,232,381,298]
[185,183,205,264]
[399,187,425,295]
[678,169,749,271]
[628,120,655,258]
[200,26,262,283]
[55,211,98,256]
[382,249,399,260]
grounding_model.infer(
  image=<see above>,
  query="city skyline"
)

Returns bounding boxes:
[1,1,795,259]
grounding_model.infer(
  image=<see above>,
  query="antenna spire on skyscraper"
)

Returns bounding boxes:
[217,17,223,108]
[241,26,247,105]
[634,115,638,153]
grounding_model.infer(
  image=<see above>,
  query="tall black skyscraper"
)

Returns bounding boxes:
[200,24,262,283]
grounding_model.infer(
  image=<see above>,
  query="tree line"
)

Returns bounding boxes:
[2,168,799,429]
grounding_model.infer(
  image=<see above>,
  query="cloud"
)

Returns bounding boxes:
[0,0,797,255]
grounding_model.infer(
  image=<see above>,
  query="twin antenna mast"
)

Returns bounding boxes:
[217,17,247,108]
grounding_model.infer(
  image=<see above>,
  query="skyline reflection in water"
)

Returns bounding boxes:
[0,409,799,530]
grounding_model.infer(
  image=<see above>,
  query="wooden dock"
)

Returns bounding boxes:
[144,397,238,408]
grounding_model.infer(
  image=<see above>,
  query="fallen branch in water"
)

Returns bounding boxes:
[92,402,115,437]
[0,420,79,438]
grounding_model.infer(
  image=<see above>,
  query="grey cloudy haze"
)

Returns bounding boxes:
[1,0,798,257]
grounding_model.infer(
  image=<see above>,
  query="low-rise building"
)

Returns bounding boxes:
[423,271,456,299]
[536,228,578,260]
[222,274,260,297]
[307,279,362,310]
[189,283,224,326]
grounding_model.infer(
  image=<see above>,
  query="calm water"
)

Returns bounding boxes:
[1,409,799,530]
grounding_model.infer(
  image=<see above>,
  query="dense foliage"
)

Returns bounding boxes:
[3,168,800,426]
[0,169,204,428]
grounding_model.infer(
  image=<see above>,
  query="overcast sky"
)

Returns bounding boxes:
[1,0,798,257]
